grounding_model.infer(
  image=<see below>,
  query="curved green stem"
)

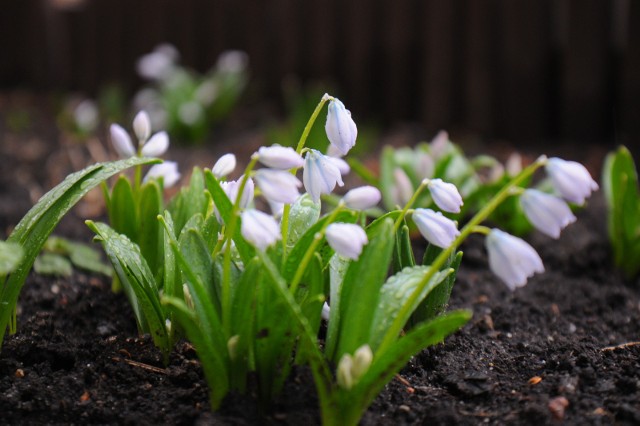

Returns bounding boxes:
[295,93,333,154]
[393,179,429,232]
[376,156,547,356]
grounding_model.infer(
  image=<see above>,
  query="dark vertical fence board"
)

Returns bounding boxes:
[620,0,640,151]
[95,0,125,86]
[303,0,335,82]
[561,0,612,141]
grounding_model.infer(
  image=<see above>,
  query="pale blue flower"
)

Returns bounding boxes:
[303,149,344,202]
[325,98,357,155]
[255,169,302,204]
[545,157,598,205]
[486,229,544,290]
[326,223,368,260]
[412,208,460,249]
[427,178,463,213]
[520,189,576,239]
[241,209,281,250]
[343,186,381,210]
[257,145,304,169]
[212,153,237,178]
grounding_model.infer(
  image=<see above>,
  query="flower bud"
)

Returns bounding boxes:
[240,209,281,250]
[325,98,357,156]
[545,157,599,205]
[257,145,304,169]
[485,229,544,290]
[255,169,302,204]
[520,189,576,239]
[337,353,354,390]
[392,168,414,206]
[343,186,382,210]
[133,110,152,142]
[212,153,237,178]
[141,131,169,157]
[303,150,344,202]
[427,179,463,214]
[325,223,368,260]
[110,124,136,158]
[143,161,181,188]
[412,208,460,249]
[352,344,373,381]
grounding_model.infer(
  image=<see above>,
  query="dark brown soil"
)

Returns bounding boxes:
[1,93,639,425]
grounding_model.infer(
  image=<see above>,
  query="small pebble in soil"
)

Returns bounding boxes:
[528,376,542,385]
[548,396,569,421]
[15,368,25,378]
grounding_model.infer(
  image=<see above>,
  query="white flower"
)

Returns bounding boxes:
[337,344,373,390]
[133,110,151,142]
[141,131,169,157]
[143,161,181,188]
[212,153,237,178]
[325,98,357,156]
[325,223,368,260]
[268,200,285,219]
[343,186,381,210]
[136,44,178,81]
[254,169,302,204]
[303,149,344,203]
[73,100,98,133]
[505,152,522,177]
[321,302,331,321]
[257,146,304,169]
[520,189,576,239]
[412,208,460,249]
[392,168,414,206]
[217,176,254,222]
[328,156,350,175]
[485,229,544,290]
[430,130,451,160]
[427,179,463,214]
[110,124,136,158]
[216,50,249,73]
[415,151,434,180]
[545,157,599,205]
[240,209,281,250]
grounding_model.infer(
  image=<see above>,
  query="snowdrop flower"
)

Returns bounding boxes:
[254,169,302,204]
[392,168,414,206]
[325,98,357,156]
[212,153,237,178]
[520,189,576,239]
[257,145,304,169]
[412,208,460,249]
[110,124,136,158]
[240,209,281,251]
[133,110,151,142]
[303,149,344,202]
[343,186,382,210]
[73,99,99,133]
[143,161,181,188]
[140,131,169,157]
[427,179,463,214]
[545,157,599,205]
[326,223,368,260]
[216,50,249,74]
[485,229,544,290]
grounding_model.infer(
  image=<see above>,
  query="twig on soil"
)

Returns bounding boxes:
[111,356,168,374]
[394,374,415,393]
[601,341,640,351]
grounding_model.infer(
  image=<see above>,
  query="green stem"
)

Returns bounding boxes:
[295,93,333,154]
[393,179,429,232]
[376,156,547,356]
[289,204,344,295]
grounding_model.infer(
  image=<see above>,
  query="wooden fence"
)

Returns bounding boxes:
[1,0,639,146]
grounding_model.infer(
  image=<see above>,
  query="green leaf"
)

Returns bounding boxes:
[334,218,395,360]
[0,241,23,276]
[138,181,163,273]
[392,223,415,274]
[368,265,452,351]
[87,221,170,358]
[324,253,351,360]
[286,193,321,248]
[0,156,157,349]
[67,242,113,276]
[109,175,139,241]
[179,228,219,314]
[380,146,398,210]
[33,253,72,276]
[168,167,210,235]
[413,251,463,325]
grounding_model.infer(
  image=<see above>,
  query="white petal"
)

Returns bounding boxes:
[212,153,237,178]
[303,150,344,203]
[428,179,463,213]
[325,223,368,260]
[241,209,281,251]
[343,186,381,210]
[133,110,151,142]
[141,131,169,157]
[520,189,576,239]
[257,145,304,169]
[415,152,434,180]
[143,161,181,188]
[392,168,414,206]
[328,156,351,175]
[412,208,460,248]
[110,124,136,158]
[325,98,357,156]
[254,169,302,204]
[546,157,599,205]
[486,229,544,290]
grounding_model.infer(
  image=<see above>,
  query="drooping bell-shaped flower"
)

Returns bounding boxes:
[343,186,382,210]
[545,157,599,205]
[303,149,344,202]
[143,161,181,188]
[325,98,357,156]
[392,168,414,207]
[240,209,281,251]
[110,124,136,158]
[485,229,544,291]
[133,110,152,142]
[254,169,302,204]
[221,175,254,209]
[427,178,463,214]
[141,131,169,157]
[520,189,576,239]
[325,223,368,260]
[412,208,460,249]
[257,145,304,169]
[212,153,237,179]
